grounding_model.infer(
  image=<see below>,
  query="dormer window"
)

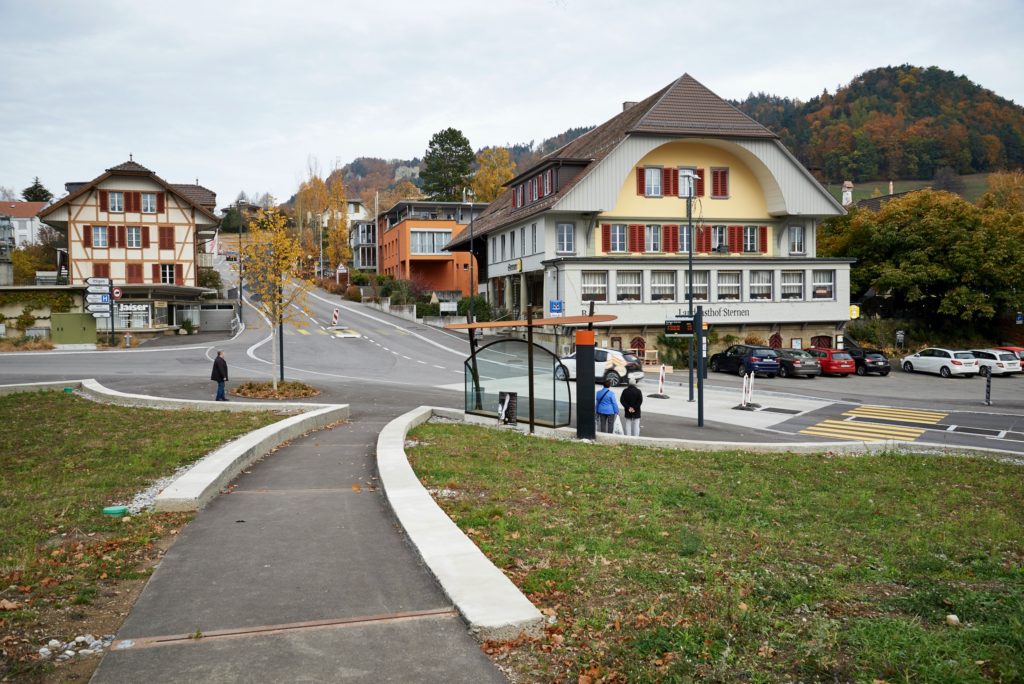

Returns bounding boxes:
[109,192,124,212]
[543,170,552,195]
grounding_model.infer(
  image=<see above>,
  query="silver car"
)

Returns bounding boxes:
[969,349,1022,376]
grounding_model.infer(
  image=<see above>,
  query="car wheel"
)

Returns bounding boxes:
[980,366,991,377]
[856,365,866,376]
[940,366,952,378]
[555,365,568,381]
[903,362,914,373]
[880,371,890,376]
[710,359,720,372]
[779,365,789,378]
[737,366,747,377]
[604,371,621,387]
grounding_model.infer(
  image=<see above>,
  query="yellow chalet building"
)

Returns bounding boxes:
[39,160,219,331]
[449,74,850,356]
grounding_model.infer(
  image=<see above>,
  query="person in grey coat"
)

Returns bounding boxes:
[211,350,229,401]
[619,377,643,436]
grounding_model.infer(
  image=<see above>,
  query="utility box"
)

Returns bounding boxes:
[51,313,97,346]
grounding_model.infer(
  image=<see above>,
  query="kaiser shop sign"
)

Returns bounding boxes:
[87,285,111,294]
[86,277,111,286]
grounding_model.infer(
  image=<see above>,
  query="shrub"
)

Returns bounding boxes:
[743,334,767,345]
[180,319,195,334]
[15,307,36,331]
[350,271,370,286]
[197,267,223,293]
[344,285,362,302]
[458,295,491,322]
[416,303,440,318]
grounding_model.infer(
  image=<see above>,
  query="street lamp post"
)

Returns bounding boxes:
[681,169,700,402]
[463,190,483,410]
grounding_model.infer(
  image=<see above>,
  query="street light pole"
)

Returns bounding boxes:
[681,169,699,402]
[463,190,483,410]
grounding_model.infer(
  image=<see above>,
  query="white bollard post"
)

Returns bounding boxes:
[658,364,666,395]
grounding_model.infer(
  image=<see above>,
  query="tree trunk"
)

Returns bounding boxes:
[271,326,279,391]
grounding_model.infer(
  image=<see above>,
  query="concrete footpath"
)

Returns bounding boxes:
[91,407,505,683]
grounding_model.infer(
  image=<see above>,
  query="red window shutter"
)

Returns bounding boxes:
[636,168,645,195]
[661,168,673,197]
[697,226,711,252]
[759,225,768,254]
[601,224,611,253]
[728,225,742,253]
[133,192,142,213]
[99,190,108,212]
[721,169,729,197]
[696,168,705,197]
[82,225,92,248]
[142,226,150,248]
[124,192,132,213]
[174,264,183,285]
[664,225,678,253]
[117,226,126,248]
[156,192,165,213]
[628,224,643,252]
[152,264,160,283]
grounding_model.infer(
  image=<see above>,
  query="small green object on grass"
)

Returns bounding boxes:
[63,387,74,393]
[102,505,128,517]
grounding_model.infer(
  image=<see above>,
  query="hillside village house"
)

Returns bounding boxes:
[448,74,850,357]
[1,201,49,247]
[38,160,219,332]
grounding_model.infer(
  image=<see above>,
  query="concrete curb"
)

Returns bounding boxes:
[377,406,545,642]
[0,379,350,512]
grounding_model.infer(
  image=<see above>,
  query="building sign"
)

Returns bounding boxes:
[118,303,150,313]
[549,300,563,315]
[506,259,522,273]
[699,307,751,319]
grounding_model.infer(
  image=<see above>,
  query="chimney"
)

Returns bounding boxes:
[622,101,638,112]
[841,180,854,207]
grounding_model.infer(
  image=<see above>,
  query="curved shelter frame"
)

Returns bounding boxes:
[464,339,571,428]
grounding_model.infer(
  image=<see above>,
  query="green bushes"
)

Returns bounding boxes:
[344,285,362,302]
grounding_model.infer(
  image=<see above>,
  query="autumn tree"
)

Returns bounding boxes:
[420,128,474,201]
[362,179,423,215]
[325,173,350,270]
[977,170,1024,213]
[294,164,329,269]
[240,205,311,390]
[470,147,516,202]
[21,177,53,202]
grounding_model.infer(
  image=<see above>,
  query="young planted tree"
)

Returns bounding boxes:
[471,147,516,202]
[21,177,53,202]
[240,206,312,390]
[421,127,474,201]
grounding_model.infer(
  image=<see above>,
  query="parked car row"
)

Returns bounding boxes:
[706,344,1023,380]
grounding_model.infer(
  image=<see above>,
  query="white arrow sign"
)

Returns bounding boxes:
[91,312,111,319]
[87,285,111,294]
[86,294,111,304]
[86,277,111,286]
[86,303,111,312]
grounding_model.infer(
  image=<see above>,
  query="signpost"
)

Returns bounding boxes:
[664,313,706,427]
[86,294,110,304]
[85,278,116,344]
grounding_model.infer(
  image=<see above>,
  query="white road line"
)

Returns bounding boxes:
[946,424,958,431]
[433,365,445,369]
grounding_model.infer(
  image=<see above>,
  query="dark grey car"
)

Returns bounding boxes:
[776,348,822,378]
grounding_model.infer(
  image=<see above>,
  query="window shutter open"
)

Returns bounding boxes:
[661,168,673,197]
[728,225,742,253]
[152,264,160,283]
[664,225,678,253]
[628,224,643,252]
[98,190,108,212]
[636,168,645,195]
[759,225,768,254]
[82,225,92,248]
[142,226,150,248]
[697,226,711,252]
[133,192,142,213]
[156,192,165,213]
[117,226,126,248]
[696,168,705,197]
[601,224,611,253]
[174,263,183,285]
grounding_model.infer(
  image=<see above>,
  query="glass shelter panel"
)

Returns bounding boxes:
[464,339,571,427]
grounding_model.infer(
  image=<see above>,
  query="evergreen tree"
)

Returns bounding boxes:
[21,177,53,202]
[420,128,474,201]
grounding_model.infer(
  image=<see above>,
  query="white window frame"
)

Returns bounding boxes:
[750,270,773,300]
[410,230,452,255]
[141,193,157,213]
[160,263,175,284]
[108,192,124,212]
[520,227,525,256]
[556,222,575,254]
[685,270,709,301]
[712,225,727,250]
[743,226,759,253]
[717,271,741,301]
[615,270,642,302]
[679,224,692,253]
[126,226,142,248]
[500,234,506,261]
[92,226,108,248]
[651,271,676,301]
[645,224,662,252]
[543,170,552,195]
[678,166,698,198]
[781,271,804,300]
[490,237,496,263]
[510,230,516,257]
[644,167,662,197]
[812,270,835,300]
[581,271,607,302]
[609,224,627,253]
[789,225,806,254]
[531,178,538,201]
[531,223,537,253]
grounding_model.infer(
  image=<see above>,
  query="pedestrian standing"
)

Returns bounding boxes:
[595,379,619,433]
[619,377,643,436]
[211,350,229,401]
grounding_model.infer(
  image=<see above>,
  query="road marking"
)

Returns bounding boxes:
[297,329,311,336]
[843,405,948,425]
[800,419,926,442]
[433,365,445,369]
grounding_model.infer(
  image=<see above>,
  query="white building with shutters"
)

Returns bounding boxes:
[448,74,851,356]
[39,160,219,331]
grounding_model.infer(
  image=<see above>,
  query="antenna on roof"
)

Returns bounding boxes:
[129,153,133,161]
[196,178,199,185]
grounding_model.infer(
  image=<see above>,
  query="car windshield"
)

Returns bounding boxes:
[954,352,975,359]
[866,353,885,360]
[751,349,778,358]
[788,350,812,358]
[998,353,1017,361]
[833,352,853,360]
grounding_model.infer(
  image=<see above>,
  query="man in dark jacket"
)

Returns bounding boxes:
[211,350,229,401]
[619,377,643,436]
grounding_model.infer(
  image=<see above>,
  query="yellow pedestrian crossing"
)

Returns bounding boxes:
[799,419,927,442]
[297,329,310,335]
[843,405,947,425]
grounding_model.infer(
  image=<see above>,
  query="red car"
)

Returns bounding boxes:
[807,347,856,376]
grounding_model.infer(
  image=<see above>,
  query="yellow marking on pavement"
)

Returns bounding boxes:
[317,329,328,335]
[843,405,947,425]
[800,419,926,442]
[297,329,311,335]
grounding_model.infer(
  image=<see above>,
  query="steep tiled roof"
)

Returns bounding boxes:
[449,74,775,248]
[854,189,923,212]
[106,160,154,174]
[171,184,217,209]
[0,201,47,219]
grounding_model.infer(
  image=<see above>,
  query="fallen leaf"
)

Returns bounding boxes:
[578,676,592,684]
[738,602,748,612]
[0,599,21,611]
[351,483,362,492]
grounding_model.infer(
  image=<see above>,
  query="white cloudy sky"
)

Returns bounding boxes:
[2,0,1021,209]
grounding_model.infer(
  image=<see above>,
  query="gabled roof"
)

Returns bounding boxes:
[0,201,47,219]
[40,160,219,223]
[171,183,217,209]
[854,189,924,212]
[450,74,779,247]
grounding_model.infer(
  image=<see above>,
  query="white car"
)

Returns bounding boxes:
[969,349,1022,376]
[901,347,979,378]
[555,348,644,386]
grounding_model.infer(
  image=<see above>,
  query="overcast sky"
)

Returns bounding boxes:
[2,0,1022,210]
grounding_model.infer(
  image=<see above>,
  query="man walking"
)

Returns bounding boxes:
[619,377,643,436]
[211,350,229,401]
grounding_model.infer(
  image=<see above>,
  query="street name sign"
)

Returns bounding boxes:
[86,294,111,304]
[86,303,111,313]
[87,285,110,294]
[91,312,111,319]
[86,277,111,286]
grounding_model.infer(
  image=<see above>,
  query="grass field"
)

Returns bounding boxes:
[0,391,281,675]
[825,173,992,205]
[408,423,1024,683]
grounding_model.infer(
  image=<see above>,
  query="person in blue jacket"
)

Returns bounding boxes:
[595,378,619,433]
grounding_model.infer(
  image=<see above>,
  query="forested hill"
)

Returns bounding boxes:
[734,65,1024,183]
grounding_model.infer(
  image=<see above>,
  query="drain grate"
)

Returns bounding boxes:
[760,407,802,414]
